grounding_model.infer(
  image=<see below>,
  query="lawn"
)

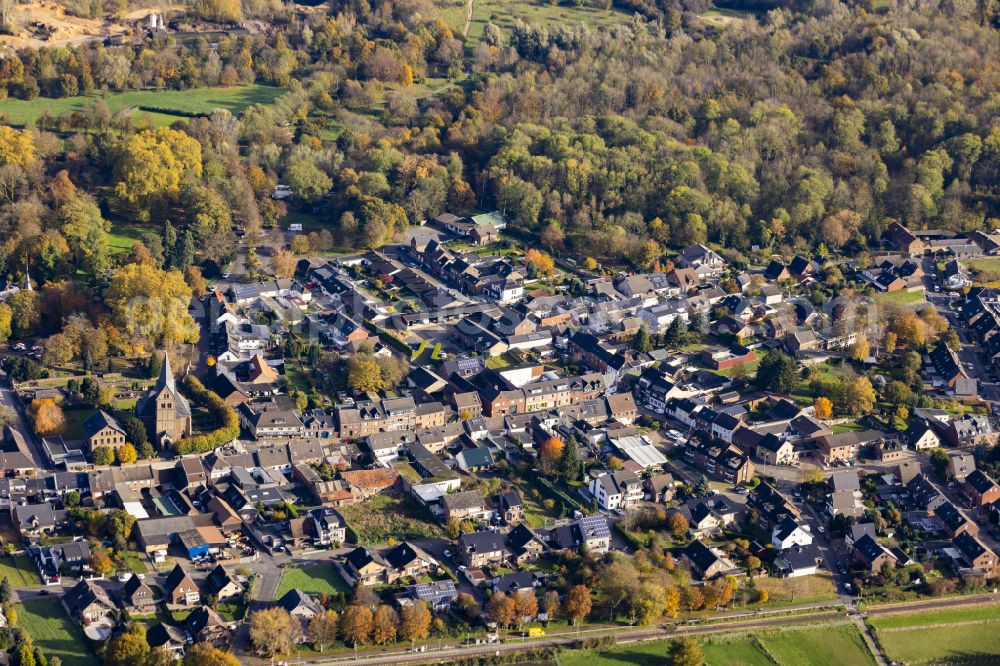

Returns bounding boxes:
[832,421,866,433]
[107,219,150,253]
[62,407,97,440]
[0,554,42,587]
[876,621,1000,664]
[0,84,286,127]
[276,562,352,599]
[338,494,444,544]
[758,624,875,666]
[755,573,838,606]
[16,597,93,666]
[968,258,1000,273]
[873,289,927,306]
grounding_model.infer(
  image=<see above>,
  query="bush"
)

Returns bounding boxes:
[172,376,239,455]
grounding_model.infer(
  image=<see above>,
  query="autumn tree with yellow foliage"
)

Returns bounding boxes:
[114,127,202,213]
[105,263,199,351]
[29,398,65,436]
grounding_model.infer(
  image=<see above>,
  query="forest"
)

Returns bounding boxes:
[0,0,995,349]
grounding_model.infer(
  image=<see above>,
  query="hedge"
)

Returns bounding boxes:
[172,375,240,455]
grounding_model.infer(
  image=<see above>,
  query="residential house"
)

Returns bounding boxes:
[164,564,201,606]
[457,531,506,568]
[506,524,545,565]
[442,490,490,522]
[852,534,896,574]
[771,517,814,550]
[119,575,156,615]
[204,565,242,601]
[588,470,643,511]
[63,579,118,624]
[681,539,737,580]
[344,547,392,586]
[953,532,997,575]
[493,490,525,524]
[82,410,127,455]
[964,469,1000,508]
[644,474,676,503]
[185,605,229,644]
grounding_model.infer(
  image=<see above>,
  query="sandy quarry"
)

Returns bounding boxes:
[0,1,184,48]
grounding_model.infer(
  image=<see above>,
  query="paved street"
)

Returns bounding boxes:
[0,375,46,468]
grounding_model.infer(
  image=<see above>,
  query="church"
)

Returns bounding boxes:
[137,353,192,447]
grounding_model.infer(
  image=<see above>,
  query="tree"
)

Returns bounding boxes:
[287,161,333,202]
[0,126,34,166]
[249,607,300,657]
[307,610,339,652]
[347,357,384,393]
[114,128,202,210]
[0,576,10,603]
[852,337,870,362]
[814,396,832,419]
[664,316,687,346]
[559,440,581,482]
[599,559,639,619]
[185,266,207,295]
[633,324,653,353]
[755,589,769,605]
[273,249,298,278]
[65,490,80,507]
[755,352,798,393]
[524,248,555,277]
[539,436,564,475]
[487,592,517,630]
[399,600,431,644]
[183,643,240,666]
[18,646,35,666]
[106,264,197,348]
[542,590,560,619]
[93,447,114,466]
[29,398,65,436]
[746,555,761,573]
[668,637,704,666]
[122,416,148,449]
[90,548,113,576]
[885,332,897,354]
[7,291,39,338]
[513,590,538,627]
[668,512,689,539]
[146,351,162,379]
[102,623,149,666]
[117,444,137,465]
[562,585,592,625]
[0,303,13,343]
[845,376,876,416]
[371,605,398,645]
[340,604,373,646]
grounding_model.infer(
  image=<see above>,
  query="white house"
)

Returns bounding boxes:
[771,517,814,550]
[588,471,643,511]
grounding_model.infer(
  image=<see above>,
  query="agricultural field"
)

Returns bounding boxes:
[560,624,872,665]
[276,562,352,599]
[338,494,444,544]
[0,84,285,127]
[16,597,94,666]
[757,624,875,666]
[868,605,1000,665]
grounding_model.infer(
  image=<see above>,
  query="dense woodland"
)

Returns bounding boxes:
[0,0,995,349]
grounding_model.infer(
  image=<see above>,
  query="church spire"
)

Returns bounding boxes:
[155,351,176,392]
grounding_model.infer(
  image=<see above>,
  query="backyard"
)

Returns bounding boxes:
[338,494,444,544]
[0,554,41,587]
[16,597,93,666]
[276,562,352,599]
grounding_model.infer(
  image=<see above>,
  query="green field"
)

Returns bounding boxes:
[16,597,93,666]
[0,554,42,587]
[876,621,1000,664]
[968,258,1000,273]
[868,605,1000,665]
[107,221,149,253]
[276,562,351,599]
[457,0,629,42]
[868,604,1000,631]
[701,636,775,665]
[0,84,285,127]
[758,625,875,666]
[559,624,873,666]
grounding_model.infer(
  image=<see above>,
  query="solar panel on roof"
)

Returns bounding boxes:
[579,515,610,538]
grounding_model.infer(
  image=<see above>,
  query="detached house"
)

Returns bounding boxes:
[457,531,506,568]
[164,564,201,606]
[588,470,643,511]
